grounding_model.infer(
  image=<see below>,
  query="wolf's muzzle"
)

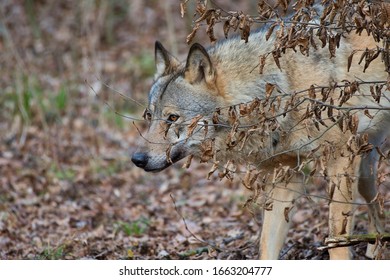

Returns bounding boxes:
[131,152,149,169]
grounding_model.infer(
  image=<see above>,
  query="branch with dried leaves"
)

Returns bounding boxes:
[318,233,390,251]
[181,0,390,73]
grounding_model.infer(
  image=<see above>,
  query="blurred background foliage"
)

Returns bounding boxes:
[0,0,187,136]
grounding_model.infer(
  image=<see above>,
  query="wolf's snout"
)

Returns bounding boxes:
[131,152,149,169]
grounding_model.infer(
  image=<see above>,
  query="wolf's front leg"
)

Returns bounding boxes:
[259,179,303,259]
[327,156,360,260]
[358,150,386,259]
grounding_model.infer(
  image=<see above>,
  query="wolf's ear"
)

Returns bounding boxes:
[185,43,215,84]
[155,41,179,79]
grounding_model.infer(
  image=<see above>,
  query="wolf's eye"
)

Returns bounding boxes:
[143,109,152,121]
[167,114,179,123]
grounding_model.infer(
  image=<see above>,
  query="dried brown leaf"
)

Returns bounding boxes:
[358,48,368,65]
[199,138,214,163]
[266,22,278,41]
[284,206,292,223]
[180,1,188,18]
[272,50,282,71]
[218,160,235,181]
[357,143,374,155]
[206,21,217,44]
[241,24,250,43]
[259,54,267,74]
[328,35,336,58]
[186,24,200,44]
[203,120,209,137]
[364,109,374,119]
[243,169,255,190]
[308,85,316,99]
[239,103,249,116]
[248,98,260,114]
[212,109,220,127]
[183,154,193,168]
[207,161,219,179]
[364,48,381,72]
[223,20,230,39]
[229,15,239,31]
[347,50,357,72]
[318,27,327,48]
[195,9,215,24]
[186,115,203,138]
[228,106,238,125]
[349,114,359,135]
[265,83,276,99]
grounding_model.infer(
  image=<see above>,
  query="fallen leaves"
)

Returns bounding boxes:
[1,1,389,261]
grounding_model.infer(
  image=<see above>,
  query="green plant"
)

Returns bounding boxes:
[55,85,68,114]
[49,164,76,181]
[39,244,67,260]
[114,218,150,236]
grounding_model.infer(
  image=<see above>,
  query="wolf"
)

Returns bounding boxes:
[131,23,389,259]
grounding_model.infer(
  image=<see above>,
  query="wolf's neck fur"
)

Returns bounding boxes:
[206,31,287,105]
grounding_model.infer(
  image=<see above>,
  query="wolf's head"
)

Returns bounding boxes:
[131,41,226,172]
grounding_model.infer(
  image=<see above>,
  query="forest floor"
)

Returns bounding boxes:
[0,1,389,260]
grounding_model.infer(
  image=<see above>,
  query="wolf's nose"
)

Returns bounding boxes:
[131,152,149,169]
